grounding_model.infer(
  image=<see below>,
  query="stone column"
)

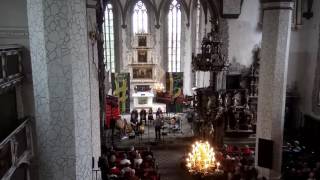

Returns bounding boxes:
[27,0,95,179]
[255,1,293,179]
[86,0,102,171]
[183,24,192,95]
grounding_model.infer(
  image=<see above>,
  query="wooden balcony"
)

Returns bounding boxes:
[0,44,24,95]
[0,118,34,180]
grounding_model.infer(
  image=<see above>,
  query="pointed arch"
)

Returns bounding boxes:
[167,0,182,72]
[132,1,148,33]
[123,0,157,29]
[103,3,115,72]
[159,0,190,27]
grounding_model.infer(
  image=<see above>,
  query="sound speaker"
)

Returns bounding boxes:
[258,138,273,169]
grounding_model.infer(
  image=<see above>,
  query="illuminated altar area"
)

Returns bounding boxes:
[132,91,154,109]
[127,33,164,110]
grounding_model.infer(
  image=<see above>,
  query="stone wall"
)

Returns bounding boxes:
[86,0,102,171]
[227,0,262,67]
[0,0,35,118]
[287,0,320,119]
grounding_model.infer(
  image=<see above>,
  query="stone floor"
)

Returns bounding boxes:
[154,148,193,180]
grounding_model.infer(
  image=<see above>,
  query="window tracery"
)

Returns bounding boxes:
[168,0,181,72]
[133,1,148,34]
[103,3,115,72]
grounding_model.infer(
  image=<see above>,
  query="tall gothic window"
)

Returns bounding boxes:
[195,0,202,54]
[133,1,148,34]
[194,0,202,86]
[103,3,115,72]
[168,0,181,72]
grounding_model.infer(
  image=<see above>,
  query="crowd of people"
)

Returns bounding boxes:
[99,145,160,180]
[111,107,183,142]
[130,108,164,141]
[282,140,320,180]
[221,145,258,180]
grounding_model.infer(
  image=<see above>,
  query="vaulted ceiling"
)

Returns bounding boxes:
[107,0,221,28]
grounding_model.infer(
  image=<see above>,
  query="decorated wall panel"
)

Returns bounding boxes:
[112,73,130,113]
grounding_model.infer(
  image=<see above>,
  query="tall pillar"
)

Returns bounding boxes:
[255,1,293,179]
[27,0,95,179]
[86,0,102,170]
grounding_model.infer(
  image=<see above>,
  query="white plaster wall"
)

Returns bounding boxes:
[228,0,262,67]
[0,0,28,27]
[0,0,35,117]
[287,0,320,119]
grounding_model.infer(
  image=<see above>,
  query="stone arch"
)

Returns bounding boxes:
[123,0,157,28]
[104,0,123,72]
[206,0,220,23]
[159,0,190,28]
[190,0,220,25]
[108,0,124,27]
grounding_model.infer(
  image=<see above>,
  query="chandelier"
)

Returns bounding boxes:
[192,21,229,72]
[186,141,223,177]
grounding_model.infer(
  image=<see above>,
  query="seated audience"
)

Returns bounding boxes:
[121,164,135,175]
[134,153,143,168]
[102,146,160,180]
[120,153,131,166]
[142,147,154,159]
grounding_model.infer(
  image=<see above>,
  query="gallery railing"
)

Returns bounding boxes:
[0,117,34,180]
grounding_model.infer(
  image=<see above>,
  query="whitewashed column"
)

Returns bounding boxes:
[27,0,94,179]
[86,0,102,171]
[255,1,293,179]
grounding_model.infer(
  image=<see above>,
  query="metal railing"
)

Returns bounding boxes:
[0,117,34,180]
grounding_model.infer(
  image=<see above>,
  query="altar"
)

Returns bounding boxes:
[132,91,154,110]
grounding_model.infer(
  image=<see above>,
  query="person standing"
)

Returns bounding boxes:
[154,116,162,141]
[110,117,116,144]
[98,152,109,180]
[140,108,147,124]
[156,108,163,119]
[148,108,153,125]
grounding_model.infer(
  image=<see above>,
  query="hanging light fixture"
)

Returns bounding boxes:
[192,20,229,72]
[185,141,223,177]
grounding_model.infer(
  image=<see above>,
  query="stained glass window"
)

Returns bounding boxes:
[168,0,181,72]
[133,1,148,34]
[103,3,115,72]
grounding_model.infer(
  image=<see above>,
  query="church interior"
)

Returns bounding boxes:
[1,0,320,179]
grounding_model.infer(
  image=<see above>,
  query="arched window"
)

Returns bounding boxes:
[133,1,148,34]
[103,3,115,72]
[194,0,202,86]
[168,0,181,72]
[195,0,202,54]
